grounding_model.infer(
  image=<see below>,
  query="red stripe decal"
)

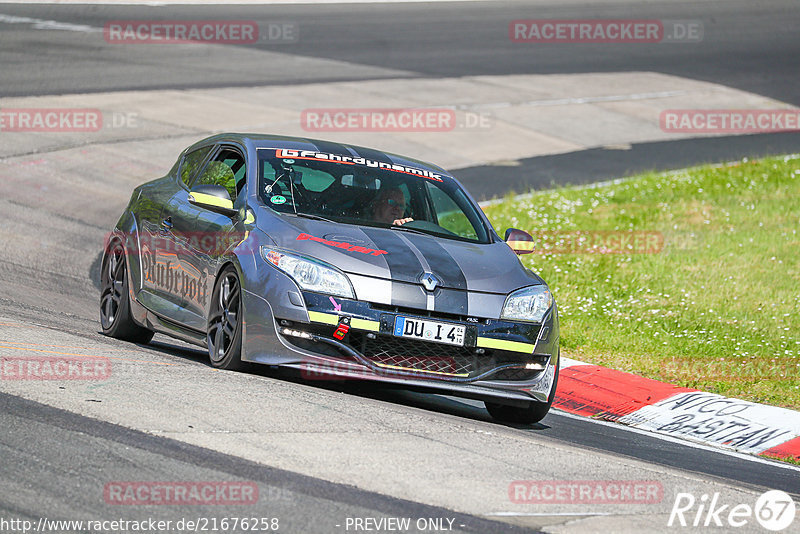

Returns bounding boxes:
[760,436,800,461]
[554,364,695,420]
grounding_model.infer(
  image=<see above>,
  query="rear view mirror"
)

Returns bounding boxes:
[341,174,381,190]
[188,184,238,217]
[504,228,534,255]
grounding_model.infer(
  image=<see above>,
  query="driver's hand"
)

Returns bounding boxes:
[393,217,414,226]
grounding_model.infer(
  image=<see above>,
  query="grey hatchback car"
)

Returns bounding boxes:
[100,134,559,423]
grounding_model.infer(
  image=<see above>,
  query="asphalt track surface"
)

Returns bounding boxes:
[0,1,798,104]
[1,0,799,193]
[1,1,799,532]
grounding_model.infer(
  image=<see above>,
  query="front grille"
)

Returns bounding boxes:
[351,332,477,376]
[277,319,545,382]
[349,332,539,381]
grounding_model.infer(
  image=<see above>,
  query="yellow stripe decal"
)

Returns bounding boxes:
[476,337,535,353]
[373,362,469,377]
[307,311,339,325]
[507,240,535,251]
[350,318,380,331]
[188,192,234,210]
[307,312,379,331]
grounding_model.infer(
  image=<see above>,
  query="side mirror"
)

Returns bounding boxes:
[188,184,238,217]
[504,228,534,255]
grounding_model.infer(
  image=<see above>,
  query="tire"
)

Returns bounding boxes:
[207,266,245,370]
[100,241,154,344]
[485,355,560,424]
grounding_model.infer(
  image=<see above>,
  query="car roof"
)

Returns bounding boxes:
[187,133,453,180]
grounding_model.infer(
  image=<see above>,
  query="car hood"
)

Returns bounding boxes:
[259,211,543,296]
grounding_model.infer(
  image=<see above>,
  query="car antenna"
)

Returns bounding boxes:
[286,164,298,215]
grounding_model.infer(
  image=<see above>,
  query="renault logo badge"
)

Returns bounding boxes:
[419,272,440,291]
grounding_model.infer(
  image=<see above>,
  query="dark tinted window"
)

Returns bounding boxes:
[256,148,489,243]
[425,182,480,241]
[179,146,212,187]
[194,148,246,201]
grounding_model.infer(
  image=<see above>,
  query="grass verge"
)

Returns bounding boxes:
[483,155,800,410]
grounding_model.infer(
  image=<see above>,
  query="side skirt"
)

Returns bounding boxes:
[145,309,207,348]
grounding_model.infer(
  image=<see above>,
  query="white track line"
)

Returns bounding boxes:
[1,0,489,5]
[486,512,615,517]
[551,410,800,474]
[0,13,100,32]
[459,90,689,111]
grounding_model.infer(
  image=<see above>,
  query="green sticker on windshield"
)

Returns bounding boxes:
[270,195,287,205]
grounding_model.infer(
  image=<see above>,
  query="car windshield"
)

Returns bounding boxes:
[256,148,490,243]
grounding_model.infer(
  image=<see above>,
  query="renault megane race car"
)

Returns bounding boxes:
[100,134,559,423]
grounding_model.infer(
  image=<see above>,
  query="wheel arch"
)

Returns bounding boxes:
[206,256,246,319]
[103,214,141,292]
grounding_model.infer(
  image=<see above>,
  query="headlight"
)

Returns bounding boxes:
[261,248,354,299]
[501,285,553,323]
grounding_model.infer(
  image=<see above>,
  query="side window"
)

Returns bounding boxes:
[179,146,212,187]
[194,148,246,201]
[425,182,478,241]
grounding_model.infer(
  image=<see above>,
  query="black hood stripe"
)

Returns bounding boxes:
[402,233,468,290]
[389,282,428,311]
[402,233,469,314]
[361,228,427,309]
[309,139,355,157]
[350,146,392,164]
[361,229,423,284]
[363,228,469,315]
[433,288,469,315]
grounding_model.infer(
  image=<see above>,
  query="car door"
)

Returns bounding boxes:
[162,144,248,331]
[137,144,214,327]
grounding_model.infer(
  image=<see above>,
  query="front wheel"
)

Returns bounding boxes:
[100,241,154,344]
[485,355,560,424]
[207,266,244,370]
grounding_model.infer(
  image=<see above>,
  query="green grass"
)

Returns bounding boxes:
[483,155,800,410]
[763,454,800,466]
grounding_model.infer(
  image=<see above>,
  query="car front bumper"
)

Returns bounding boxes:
[241,285,559,404]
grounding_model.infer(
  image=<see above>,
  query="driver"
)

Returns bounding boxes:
[372,187,413,226]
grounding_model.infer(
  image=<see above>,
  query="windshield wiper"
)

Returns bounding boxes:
[292,212,335,223]
[389,225,430,236]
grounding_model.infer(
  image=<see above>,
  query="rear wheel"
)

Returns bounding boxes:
[100,241,154,343]
[207,266,244,370]
[485,355,560,424]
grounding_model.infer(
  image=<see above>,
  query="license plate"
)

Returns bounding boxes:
[393,316,465,347]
